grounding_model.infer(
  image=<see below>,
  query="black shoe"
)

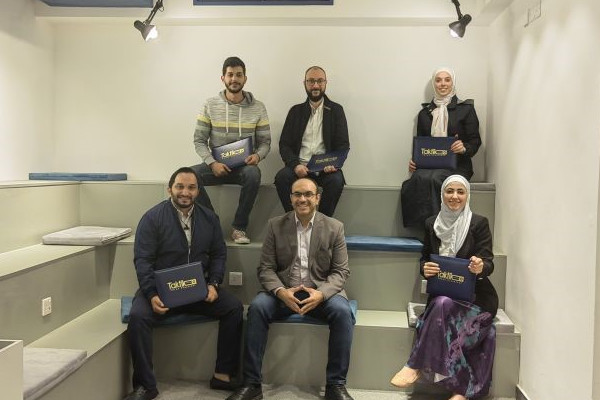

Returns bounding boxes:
[324,384,354,400]
[210,376,242,391]
[225,384,263,400]
[123,386,159,400]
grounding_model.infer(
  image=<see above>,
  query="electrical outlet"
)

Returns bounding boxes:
[229,272,243,286]
[42,297,52,316]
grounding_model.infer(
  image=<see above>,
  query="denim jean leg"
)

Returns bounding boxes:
[318,295,355,385]
[243,292,292,384]
[231,165,261,230]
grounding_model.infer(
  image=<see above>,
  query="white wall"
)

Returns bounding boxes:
[489,0,600,399]
[50,13,489,185]
[0,0,54,181]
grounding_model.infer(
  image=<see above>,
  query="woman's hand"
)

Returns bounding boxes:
[468,256,484,275]
[450,137,466,154]
[423,262,440,278]
[408,160,417,172]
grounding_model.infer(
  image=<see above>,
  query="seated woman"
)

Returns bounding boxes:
[401,68,481,228]
[392,175,498,400]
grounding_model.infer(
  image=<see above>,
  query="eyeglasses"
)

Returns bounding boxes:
[291,191,316,199]
[305,79,327,86]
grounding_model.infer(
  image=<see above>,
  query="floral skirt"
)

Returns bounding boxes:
[407,296,496,398]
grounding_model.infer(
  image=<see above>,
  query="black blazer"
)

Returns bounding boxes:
[417,96,481,179]
[279,95,349,169]
[420,213,499,317]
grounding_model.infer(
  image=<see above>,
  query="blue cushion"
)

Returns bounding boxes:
[273,299,358,325]
[345,235,422,252]
[29,172,127,181]
[121,296,215,326]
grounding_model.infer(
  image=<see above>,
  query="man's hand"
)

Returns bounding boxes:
[210,161,231,177]
[276,286,304,313]
[245,154,260,165]
[323,165,337,174]
[294,164,309,178]
[297,285,324,315]
[150,295,169,315]
[205,285,219,303]
[408,160,417,172]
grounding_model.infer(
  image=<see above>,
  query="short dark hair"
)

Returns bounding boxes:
[168,167,199,188]
[304,66,326,79]
[291,176,321,194]
[222,56,246,76]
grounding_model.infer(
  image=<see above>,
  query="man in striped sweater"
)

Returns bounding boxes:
[193,56,271,244]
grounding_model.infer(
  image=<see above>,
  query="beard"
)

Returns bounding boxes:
[225,82,244,94]
[306,88,325,102]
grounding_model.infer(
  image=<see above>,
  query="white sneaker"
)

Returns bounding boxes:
[232,229,250,245]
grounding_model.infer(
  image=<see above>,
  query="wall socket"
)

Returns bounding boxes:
[42,297,52,316]
[229,272,243,286]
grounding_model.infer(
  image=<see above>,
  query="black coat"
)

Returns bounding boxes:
[420,213,499,317]
[417,96,481,179]
[279,95,349,169]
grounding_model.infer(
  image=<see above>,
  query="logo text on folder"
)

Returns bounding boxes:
[436,271,465,284]
[421,148,448,156]
[167,278,198,291]
[221,148,245,158]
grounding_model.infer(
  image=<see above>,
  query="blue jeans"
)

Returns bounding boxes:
[191,163,261,231]
[243,291,355,385]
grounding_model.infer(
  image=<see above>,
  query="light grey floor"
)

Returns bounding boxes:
[155,380,515,400]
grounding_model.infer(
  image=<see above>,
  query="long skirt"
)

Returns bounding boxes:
[406,296,496,398]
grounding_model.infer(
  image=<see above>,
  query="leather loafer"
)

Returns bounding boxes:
[225,384,263,400]
[123,386,158,400]
[209,376,242,391]
[324,384,354,400]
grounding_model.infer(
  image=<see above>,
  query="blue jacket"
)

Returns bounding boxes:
[134,200,227,301]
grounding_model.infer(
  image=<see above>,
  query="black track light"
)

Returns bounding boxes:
[449,0,472,38]
[134,0,163,41]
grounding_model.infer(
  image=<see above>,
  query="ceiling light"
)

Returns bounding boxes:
[449,0,472,38]
[134,0,163,41]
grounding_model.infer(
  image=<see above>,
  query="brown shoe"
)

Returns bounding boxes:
[390,366,420,388]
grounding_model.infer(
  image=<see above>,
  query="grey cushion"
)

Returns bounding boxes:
[42,226,132,246]
[23,347,87,400]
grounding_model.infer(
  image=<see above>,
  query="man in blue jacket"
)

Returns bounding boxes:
[124,167,243,400]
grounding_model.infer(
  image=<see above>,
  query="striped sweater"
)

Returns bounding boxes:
[194,90,271,165]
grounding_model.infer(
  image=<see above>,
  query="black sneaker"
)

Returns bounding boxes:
[123,386,159,400]
[225,384,263,400]
[209,376,242,391]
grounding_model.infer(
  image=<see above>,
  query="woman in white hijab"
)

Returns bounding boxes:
[401,68,481,228]
[392,175,498,400]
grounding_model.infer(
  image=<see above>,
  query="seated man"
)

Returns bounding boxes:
[275,66,350,217]
[124,167,243,400]
[227,177,355,400]
[192,56,271,244]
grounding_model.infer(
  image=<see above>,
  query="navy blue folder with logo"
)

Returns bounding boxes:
[413,136,457,169]
[306,149,350,173]
[154,261,208,308]
[426,254,475,302]
[212,137,253,169]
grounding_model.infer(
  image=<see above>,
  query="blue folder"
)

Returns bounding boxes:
[154,261,208,308]
[426,254,475,302]
[306,148,349,172]
[413,136,457,169]
[211,137,253,168]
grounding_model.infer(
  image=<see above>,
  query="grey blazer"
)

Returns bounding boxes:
[257,211,350,300]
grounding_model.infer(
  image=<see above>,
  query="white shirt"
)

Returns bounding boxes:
[299,101,326,163]
[288,212,317,289]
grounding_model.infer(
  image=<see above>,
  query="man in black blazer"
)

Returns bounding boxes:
[275,66,350,217]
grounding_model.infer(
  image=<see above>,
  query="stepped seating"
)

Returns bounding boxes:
[0,180,517,399]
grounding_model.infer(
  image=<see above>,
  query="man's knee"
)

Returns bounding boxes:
[247,293,276,320]
[240,165,261,186]
[274,167,295,186]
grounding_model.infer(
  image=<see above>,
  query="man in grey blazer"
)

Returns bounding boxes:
[227,177,355,400]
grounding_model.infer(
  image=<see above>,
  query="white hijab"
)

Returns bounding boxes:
[434,174,472,257]
[430,67,456,137]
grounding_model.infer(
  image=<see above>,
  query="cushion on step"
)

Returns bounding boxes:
[29,172,127,181]
[273,299,358,325]
[23,347,87,400]
[42,226,132,246]
[345,236,422,252]
[121,296,215,326]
